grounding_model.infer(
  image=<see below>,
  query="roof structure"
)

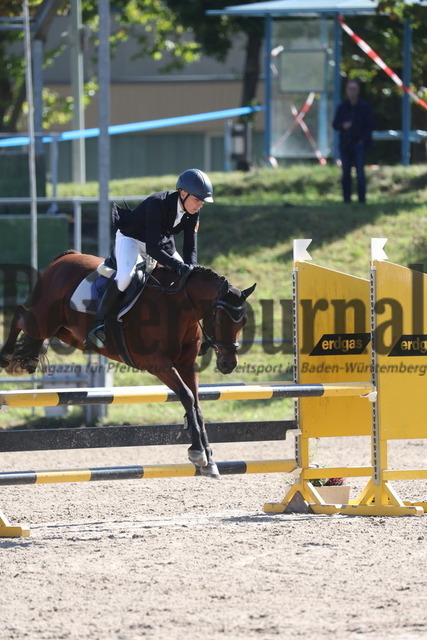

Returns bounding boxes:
[207,0,423,165]
[207,0,422,17]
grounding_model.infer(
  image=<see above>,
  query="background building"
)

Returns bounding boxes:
[41,16,265,180]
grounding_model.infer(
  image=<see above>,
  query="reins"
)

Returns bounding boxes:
[145,268,244,353]
[182,282,218,354]
[183,276,243,354]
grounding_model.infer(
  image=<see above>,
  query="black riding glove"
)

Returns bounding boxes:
[176,263,193,277]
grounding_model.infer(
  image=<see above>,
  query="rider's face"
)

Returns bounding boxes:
[180,191,205,214]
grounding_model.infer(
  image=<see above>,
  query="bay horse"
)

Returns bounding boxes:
[0,251,256,478]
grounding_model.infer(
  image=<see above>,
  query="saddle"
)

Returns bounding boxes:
[70,247,155,320]
[71,249,156,368]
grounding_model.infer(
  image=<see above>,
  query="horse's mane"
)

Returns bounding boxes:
[193,265,226,284]
[50,249,79,264]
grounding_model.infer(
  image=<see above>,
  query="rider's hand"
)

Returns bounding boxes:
[176,262,193,276]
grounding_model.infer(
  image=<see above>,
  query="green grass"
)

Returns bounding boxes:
[51,163,427,206]
[2,164,426,428]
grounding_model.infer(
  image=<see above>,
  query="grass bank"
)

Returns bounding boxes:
[1,164,425,428]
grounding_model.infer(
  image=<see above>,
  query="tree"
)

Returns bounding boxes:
[0,0,201,132]
[163,0,264,170]
[340,9,427,161]
[164,0,264,111]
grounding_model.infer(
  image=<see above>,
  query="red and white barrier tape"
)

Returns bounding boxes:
[271,91,316,152]
[290,103,327,165]
[338,16,427,111]
[270,45,284,77]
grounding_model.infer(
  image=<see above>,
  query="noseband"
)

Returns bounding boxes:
[210,294,246,353]
[182,274,246,355]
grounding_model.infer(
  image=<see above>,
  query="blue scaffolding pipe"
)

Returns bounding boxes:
[332,16,342,161]
[401,19,413,166]
[0,106,265,149]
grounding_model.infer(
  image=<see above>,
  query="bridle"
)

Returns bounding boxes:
[184,279,246,354]
[211,297,246,352]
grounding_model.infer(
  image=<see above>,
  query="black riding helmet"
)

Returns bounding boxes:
[176,168,214,203]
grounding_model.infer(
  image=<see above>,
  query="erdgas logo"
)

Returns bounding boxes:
[388,335,427,357]
[309,333,370,356]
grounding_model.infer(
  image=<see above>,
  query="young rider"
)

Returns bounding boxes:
[85,168,214,349]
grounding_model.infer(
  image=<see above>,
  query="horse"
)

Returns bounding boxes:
[0,250,256,478]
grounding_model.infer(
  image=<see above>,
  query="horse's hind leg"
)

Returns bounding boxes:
[0,305,26,367]
[0,305,45,375]
[9,334,45,375]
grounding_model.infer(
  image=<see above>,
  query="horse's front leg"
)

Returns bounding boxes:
[151,363,209,469]
[177,363,220,480]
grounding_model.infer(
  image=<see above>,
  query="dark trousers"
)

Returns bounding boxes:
[340,142,366,203]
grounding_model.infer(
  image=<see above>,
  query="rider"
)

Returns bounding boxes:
[85,168,214,349]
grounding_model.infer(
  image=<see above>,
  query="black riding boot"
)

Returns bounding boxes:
[85,279,122,349]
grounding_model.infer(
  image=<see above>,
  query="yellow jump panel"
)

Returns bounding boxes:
[296,262,372,438]
[373,260,427,440]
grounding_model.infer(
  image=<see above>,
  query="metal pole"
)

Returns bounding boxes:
[318,17,329,158]
[23,0,38,282]
[70,0,86,183]
[32,39,44,157]
[264,15,272,161]
[96,0,111,413]
[46,134,59,214]
[224,120,232,172]
[50,135,59,198]
[401,19,412,167]
[73,200,82,252]
[332,16,343,162]
[97,0,110,258]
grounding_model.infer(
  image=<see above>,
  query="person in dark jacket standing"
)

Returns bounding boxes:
[86,168,213,349]
[333,79,374,203]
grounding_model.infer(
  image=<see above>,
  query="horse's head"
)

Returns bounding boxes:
[213,279,256,375]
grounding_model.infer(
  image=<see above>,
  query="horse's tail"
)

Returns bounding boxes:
[50,249,79,264]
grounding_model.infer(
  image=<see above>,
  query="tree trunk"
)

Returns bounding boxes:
[0,43,13,131]
[5,83,26,133]
[241,30,263,108]
[237,30,263,171]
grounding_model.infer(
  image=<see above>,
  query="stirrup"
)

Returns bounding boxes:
[85,325,106,349]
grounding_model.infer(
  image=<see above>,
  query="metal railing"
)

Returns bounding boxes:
[0,195,147,254]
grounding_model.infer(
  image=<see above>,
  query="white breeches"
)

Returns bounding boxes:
[114,230,183,292]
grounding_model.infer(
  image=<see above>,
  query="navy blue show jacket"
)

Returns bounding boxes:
[112,190,198,271]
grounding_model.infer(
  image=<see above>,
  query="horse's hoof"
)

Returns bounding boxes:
[4,360,27,377]
[0,353,12,368]
[200,463,221,479]
[188,448,208,467]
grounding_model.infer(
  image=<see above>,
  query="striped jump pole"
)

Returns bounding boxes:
[0,382,374,408]
[0,459,298,485]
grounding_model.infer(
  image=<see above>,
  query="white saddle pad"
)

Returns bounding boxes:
[70,270,103,315]
[70,255,156,316]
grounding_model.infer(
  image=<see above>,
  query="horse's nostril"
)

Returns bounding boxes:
[220,362,235,374]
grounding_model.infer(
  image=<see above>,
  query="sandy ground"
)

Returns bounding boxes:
[1,435,427,640]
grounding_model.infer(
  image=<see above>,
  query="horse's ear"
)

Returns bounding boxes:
[242,283,256,299]
[219,279,229,296]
